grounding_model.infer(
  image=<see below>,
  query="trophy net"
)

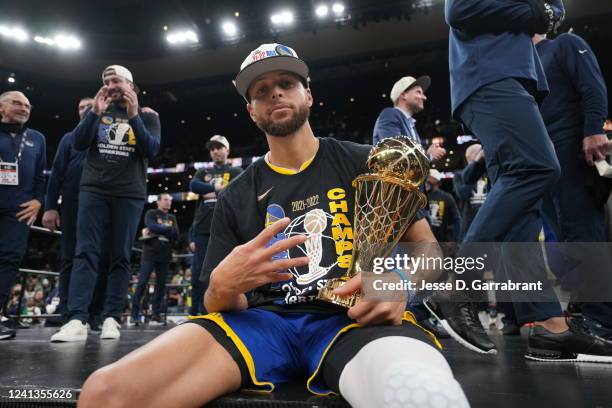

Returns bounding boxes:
[317,135,429,308]
[349,173,427,277]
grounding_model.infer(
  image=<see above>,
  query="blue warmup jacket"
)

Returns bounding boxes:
[0,126,46,211]
[446,0,551,116]
[44,132,86,210]
[536,33,608,141]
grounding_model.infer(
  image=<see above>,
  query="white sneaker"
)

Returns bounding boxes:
[50,319,88,342]
[100,318,121,340]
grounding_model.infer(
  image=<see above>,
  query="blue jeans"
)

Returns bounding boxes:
[458,78,563,324]
[0,209,29,312]
[131,260,170,318]
[58,197,109,322]
[190,233,209,315]
[67,192,144,323]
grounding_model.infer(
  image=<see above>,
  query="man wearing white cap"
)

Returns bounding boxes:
[373,75,446,161]
[79,44,468,408]
[188,134,242,315]
[51,65,161,342]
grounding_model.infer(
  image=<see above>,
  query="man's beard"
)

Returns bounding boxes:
[408,101,424,114]
[257,104,310,137]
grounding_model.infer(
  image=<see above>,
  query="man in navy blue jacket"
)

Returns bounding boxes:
[373,75,446,161]
[51,65,161,342]
[535,32,612,340]
[0,91,46,340]
[431,0,612,362]
[42,97,109,330]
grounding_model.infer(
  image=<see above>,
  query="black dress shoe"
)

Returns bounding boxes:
[424,295,497,354]
[0,322,16,340]
[526,318,612,363]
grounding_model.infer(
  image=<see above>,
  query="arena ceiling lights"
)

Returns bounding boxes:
[0,25,28,42]
[221,21,238,36]
[34,34,81,50]
[270,10,294,26]
[166,29,199,46]
[0,23,82,51]
[314,3,348,22]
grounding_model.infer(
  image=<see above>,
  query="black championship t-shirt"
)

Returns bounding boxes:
[142,209,179,263]
[427,189,459,243]
[192,164,243,235]
[79,104,161,199]
[201,137,371,313]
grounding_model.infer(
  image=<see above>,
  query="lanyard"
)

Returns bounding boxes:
[0,131,27,163]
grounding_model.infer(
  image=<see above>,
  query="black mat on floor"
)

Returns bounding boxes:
[1,326,612,407]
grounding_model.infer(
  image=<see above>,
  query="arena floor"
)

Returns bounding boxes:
[2,326,611,408]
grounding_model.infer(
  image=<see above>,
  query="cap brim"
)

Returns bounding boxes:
[413,75,431,93]
[234,56,309,99]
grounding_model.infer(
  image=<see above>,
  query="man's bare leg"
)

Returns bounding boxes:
[78,323,242,408]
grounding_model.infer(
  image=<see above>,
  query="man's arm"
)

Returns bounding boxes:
[44,133,71,211]
[445,0,549,35]
[189,169,215,195]
[461,159,486,185]
[204,200,308,313]
[73,110,99,151]
[145,210,173,236]
[130,112,161,160]
[558,34,608,140]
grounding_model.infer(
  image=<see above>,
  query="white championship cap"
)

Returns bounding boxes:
[390,75,431,104]
[102,65,139,92]
[206,135,230,150]
[234,43,309,100]
[429,169,443,181]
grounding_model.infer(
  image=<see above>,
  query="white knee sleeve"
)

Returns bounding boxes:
[338,337,469,408]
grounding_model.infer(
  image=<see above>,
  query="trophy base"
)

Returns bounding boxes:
[317,277,360,309]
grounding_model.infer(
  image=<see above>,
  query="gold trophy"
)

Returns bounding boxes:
[317,136,430,308]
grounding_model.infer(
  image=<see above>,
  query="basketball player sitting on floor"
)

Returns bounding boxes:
[78,44,470,408]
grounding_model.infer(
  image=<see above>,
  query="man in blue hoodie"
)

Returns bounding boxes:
[0,91,46,340]
[534,32,612,340]
[43,97,110,331]
[51,65,161,342]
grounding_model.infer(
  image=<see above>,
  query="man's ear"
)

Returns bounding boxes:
[305,88,313,108]
[247,103,257,123]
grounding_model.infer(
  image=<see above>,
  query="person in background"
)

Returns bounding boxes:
[130,193,179,326]
[188,135,242,315]
[0,91,46,340]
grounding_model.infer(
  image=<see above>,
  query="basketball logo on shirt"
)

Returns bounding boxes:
[265,205,338,286]
[107,123,136,146]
